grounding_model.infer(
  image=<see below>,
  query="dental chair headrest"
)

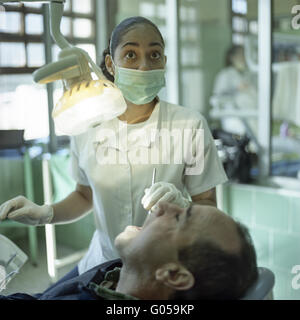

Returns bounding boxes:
[240,267,275,300]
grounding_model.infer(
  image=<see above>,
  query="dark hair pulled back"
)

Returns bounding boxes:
[100,16,165,82]
[225,45,244,67]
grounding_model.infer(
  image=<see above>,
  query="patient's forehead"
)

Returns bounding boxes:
[191,205,241,254]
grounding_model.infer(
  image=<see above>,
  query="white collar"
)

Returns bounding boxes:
[93,100,162,151]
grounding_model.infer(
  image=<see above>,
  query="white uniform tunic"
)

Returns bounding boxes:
[211,66,257,135]
[70,100,228,274]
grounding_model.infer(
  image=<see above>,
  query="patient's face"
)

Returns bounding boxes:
[115,202,241,268]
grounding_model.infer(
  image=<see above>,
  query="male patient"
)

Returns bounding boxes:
[0,202,258,300]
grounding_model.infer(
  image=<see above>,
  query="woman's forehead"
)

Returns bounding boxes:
[118,24,164,47]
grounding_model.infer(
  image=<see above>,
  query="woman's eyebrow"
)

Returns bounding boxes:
[149,42,164,48]
[121,42,164,49]
[122,42,139,48]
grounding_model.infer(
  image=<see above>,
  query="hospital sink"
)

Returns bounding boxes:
[255,176,300,192]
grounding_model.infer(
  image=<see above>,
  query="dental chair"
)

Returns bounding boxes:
[240,267,275,300]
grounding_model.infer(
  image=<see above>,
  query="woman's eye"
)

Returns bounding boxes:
[151,51,161,59]
[125,51,136,59]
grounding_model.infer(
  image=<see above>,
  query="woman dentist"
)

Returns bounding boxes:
[0,16,227,285]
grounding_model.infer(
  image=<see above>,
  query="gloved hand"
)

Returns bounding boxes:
[141,182,190,212]
[0,196,54,226]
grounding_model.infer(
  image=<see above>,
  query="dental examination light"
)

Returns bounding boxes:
[1,0,127,135]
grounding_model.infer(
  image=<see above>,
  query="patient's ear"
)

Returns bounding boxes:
[155,263,195,291]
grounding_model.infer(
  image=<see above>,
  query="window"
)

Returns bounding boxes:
[72,0,93,14]
[73,18,93,38]
[0,11,21,33]
[139,2,155,17]
[25,14,43,35]
[138,0,168,101]
[231,0,248,44]
[27,43,45,67]
[0,1,97,141]
[138,0,201,109]
[0,42,26,67]
[179,1,202,110]
[232,0,247,15]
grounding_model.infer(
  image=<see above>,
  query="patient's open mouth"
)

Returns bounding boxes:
[132,226,142,231]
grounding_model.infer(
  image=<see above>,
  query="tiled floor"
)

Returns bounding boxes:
[1,233,78,296]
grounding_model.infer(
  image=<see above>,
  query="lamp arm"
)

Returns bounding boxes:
[50,2,72,50]
[49,1,104,78]
[1,0,105,83]
[80,49,105,80]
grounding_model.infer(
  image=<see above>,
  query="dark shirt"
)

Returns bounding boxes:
[0,259,137,300]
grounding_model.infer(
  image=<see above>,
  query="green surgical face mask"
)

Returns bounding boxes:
[112,60,166,105]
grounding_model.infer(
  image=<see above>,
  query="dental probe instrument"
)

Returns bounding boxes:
[148,168,156,215]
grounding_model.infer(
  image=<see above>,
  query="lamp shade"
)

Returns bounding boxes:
[52,79,127,136]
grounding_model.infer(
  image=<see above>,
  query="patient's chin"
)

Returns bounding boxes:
[115,226,141,249]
